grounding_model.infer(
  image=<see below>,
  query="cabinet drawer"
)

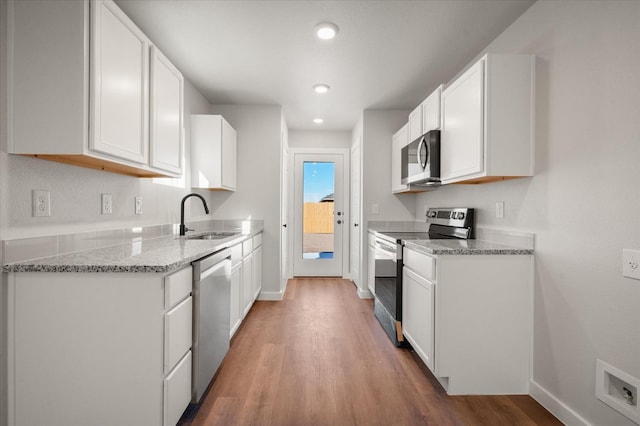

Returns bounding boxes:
[242,239,253,256]
[164,350,192,426]
[252,233,262,248]
[165,267,192,309]
[164,297,192,373]
[231,243,243,264]
[403,248,436,281]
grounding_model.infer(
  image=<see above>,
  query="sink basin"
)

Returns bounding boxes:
[187,231,239,240]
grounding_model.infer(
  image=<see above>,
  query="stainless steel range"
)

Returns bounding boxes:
[372,208,474,346]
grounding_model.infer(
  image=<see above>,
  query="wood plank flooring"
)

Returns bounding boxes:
[180,278,561,426]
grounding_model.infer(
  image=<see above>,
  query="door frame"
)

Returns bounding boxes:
[288,148,350,278]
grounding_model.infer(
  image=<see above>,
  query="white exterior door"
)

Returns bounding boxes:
[293,152,346,277]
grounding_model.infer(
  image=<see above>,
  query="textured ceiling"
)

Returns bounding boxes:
[116,0,535,130]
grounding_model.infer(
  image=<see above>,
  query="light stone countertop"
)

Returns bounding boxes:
[2,227,262,273]
[403,238,534,256]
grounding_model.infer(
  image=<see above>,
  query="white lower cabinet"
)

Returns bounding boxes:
[164,351,192,426]
[230,256,242,339]
[402,267,435,371]
[252,237,263,300]
[7,266,193,426]
[402,246,532,395]
[242,251,254,318]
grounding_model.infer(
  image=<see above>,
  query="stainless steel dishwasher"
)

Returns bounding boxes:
[191,248,231,403]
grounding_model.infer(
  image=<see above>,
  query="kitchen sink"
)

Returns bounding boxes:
[186,231,239,240]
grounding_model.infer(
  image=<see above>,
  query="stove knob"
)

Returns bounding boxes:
[458,212,465,220]
[427,211,436,218]
[451,212,458,219]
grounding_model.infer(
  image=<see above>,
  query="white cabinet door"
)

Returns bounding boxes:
[408,104,423,141]
[221,119,237,190]
[150,45,183,175]
[242,252,254,317]
[230,262,242,338]
[90,0,149,164]
[402,267,435,372]
[391,123,410,193]
[422,85,442,131]
[163,351,192,426]
[253,245,263,301]
[440,60,484,183]
[440,54,534,184]
[164,296,192,374]
[191,115,237,191]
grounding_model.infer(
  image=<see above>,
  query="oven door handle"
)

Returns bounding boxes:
[374,241,397,258]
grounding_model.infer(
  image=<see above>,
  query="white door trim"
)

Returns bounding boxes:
[288,148,350,277]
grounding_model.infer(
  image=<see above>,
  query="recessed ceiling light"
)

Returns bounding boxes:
[313,84,330,94]
[313,118,324,124]
[315,22,339,40]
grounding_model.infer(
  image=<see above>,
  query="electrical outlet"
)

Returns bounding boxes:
[496,201,505,219]
[101,194,113,215]
[372,203,380,215]
[623,249,640,280]
[32,190,51,217]
[135,196,143,215]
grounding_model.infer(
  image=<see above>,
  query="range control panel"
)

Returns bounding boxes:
[426,207,475,228]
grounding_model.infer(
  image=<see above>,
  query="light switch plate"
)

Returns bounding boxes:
[372,203,379,215]
[135,196,143,215]
[101,194,113,215]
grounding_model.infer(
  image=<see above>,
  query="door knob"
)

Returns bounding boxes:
[354,223,359,227]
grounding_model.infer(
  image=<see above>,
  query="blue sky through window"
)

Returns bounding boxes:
[303,162,334,202]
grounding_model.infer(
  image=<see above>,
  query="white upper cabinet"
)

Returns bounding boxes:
[391,123,411,194]
[191,115,237,191]
[90,0,149,164]
[9,0,183,178]
[422,85,443,132]
[440,54,534,184]
[408,104,423,142]
[150,46,184,174]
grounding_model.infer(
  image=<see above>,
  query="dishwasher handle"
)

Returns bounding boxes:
[197,248,231,277]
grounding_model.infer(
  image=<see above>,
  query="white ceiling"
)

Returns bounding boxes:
[116,0,535,131]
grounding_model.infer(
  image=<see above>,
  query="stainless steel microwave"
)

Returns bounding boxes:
[400,130,440,186]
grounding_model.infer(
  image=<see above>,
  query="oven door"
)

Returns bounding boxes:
[374,238,401,319]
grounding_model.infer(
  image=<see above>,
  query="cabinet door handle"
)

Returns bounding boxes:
[337,220,342,225]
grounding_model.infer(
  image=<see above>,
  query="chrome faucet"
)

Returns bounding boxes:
[180,193,210,236]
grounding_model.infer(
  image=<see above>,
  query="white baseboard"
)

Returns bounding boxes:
[257,280,289,301]
[257,290,284,301]
[357,289,373,299]
[530,380,592,426]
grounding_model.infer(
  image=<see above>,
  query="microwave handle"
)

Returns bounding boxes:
[417,136,428,169]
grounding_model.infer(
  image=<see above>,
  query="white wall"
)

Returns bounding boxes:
[414,2,640,425]
[354,109,414,295]
[288,130,351,149]
[208,104,283,297]
[362,109,416,224]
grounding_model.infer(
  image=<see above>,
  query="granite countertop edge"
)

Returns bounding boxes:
[2,227,263,274]
[402,239,534,256]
